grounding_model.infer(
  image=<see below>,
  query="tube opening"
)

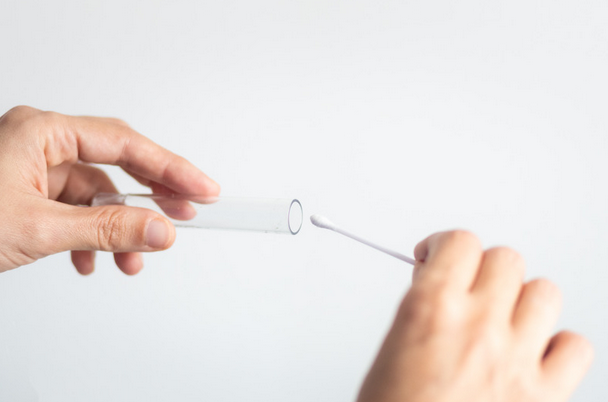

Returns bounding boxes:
[288,199,303,235]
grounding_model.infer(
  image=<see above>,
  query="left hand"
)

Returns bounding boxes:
[0,106,220,275]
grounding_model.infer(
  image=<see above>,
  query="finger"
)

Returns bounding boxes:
[71,250,95,275]
[56,164,144,274]
[47,162,72,200]
[51,114,220,196]
[124,171,154,188]
[56,163,117,205]
[412,230,483,292]
[542,331,593,401]
[98,177,199,221]
[43,202,176,254]
[114,252,144,276]
[471,247,525,319]
[512,279,562,358]
[147,183,198,221]
[126,165,214,219]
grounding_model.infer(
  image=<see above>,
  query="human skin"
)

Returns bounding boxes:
[0,107,593,401]
[357,231,593,402]
[0,106,220,275]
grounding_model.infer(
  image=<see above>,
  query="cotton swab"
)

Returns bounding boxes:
[310,214,415,265]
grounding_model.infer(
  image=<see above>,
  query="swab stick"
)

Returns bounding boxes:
[310,214,415,265]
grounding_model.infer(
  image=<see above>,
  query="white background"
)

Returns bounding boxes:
[1,1,607,401]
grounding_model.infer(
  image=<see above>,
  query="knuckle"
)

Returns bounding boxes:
[530,278,562,305]
[1,107,63,134]
[469,323,505,357]
[487,246,522,263]
[433,290,463,322]
[0,108,70,151]
[0,105,39,127]
[441,230,481,251]
[486,247,526,275]
[38,110,64,127]
[107,117,130,127]
[8,105,35,113]
[19,211,51,257]
[398,286,462,330]
[4,105,37,117]
[566,331,591,347]
[397,288,430,323]
[556,331,594,362]
[571,334,594,359]
[94,208,129,250]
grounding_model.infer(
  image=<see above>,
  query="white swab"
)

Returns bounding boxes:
[310,214,415,265]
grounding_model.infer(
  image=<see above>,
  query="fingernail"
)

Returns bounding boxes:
[146,219,169,248]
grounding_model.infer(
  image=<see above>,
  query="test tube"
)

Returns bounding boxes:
[91,193,303,235]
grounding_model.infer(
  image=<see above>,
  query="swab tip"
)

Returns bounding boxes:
[310,214,336,230]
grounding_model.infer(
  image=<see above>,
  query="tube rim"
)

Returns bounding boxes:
[288,199,303,235]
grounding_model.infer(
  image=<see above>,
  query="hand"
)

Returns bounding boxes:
[0,106,220,275]
[357,231,593,402]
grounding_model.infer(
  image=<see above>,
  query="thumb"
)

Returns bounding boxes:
[47,203,176,254]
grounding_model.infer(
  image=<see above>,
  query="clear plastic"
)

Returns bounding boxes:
[91,193,303,235]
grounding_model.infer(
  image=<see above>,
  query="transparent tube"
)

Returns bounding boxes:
[91,193,303,235]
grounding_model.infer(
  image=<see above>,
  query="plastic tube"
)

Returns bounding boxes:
[91,193,303,235]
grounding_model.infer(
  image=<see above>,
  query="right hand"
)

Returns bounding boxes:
[357,230,593,402]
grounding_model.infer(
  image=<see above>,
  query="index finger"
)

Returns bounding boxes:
[413,230,483,292]
[56,114,220,196]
